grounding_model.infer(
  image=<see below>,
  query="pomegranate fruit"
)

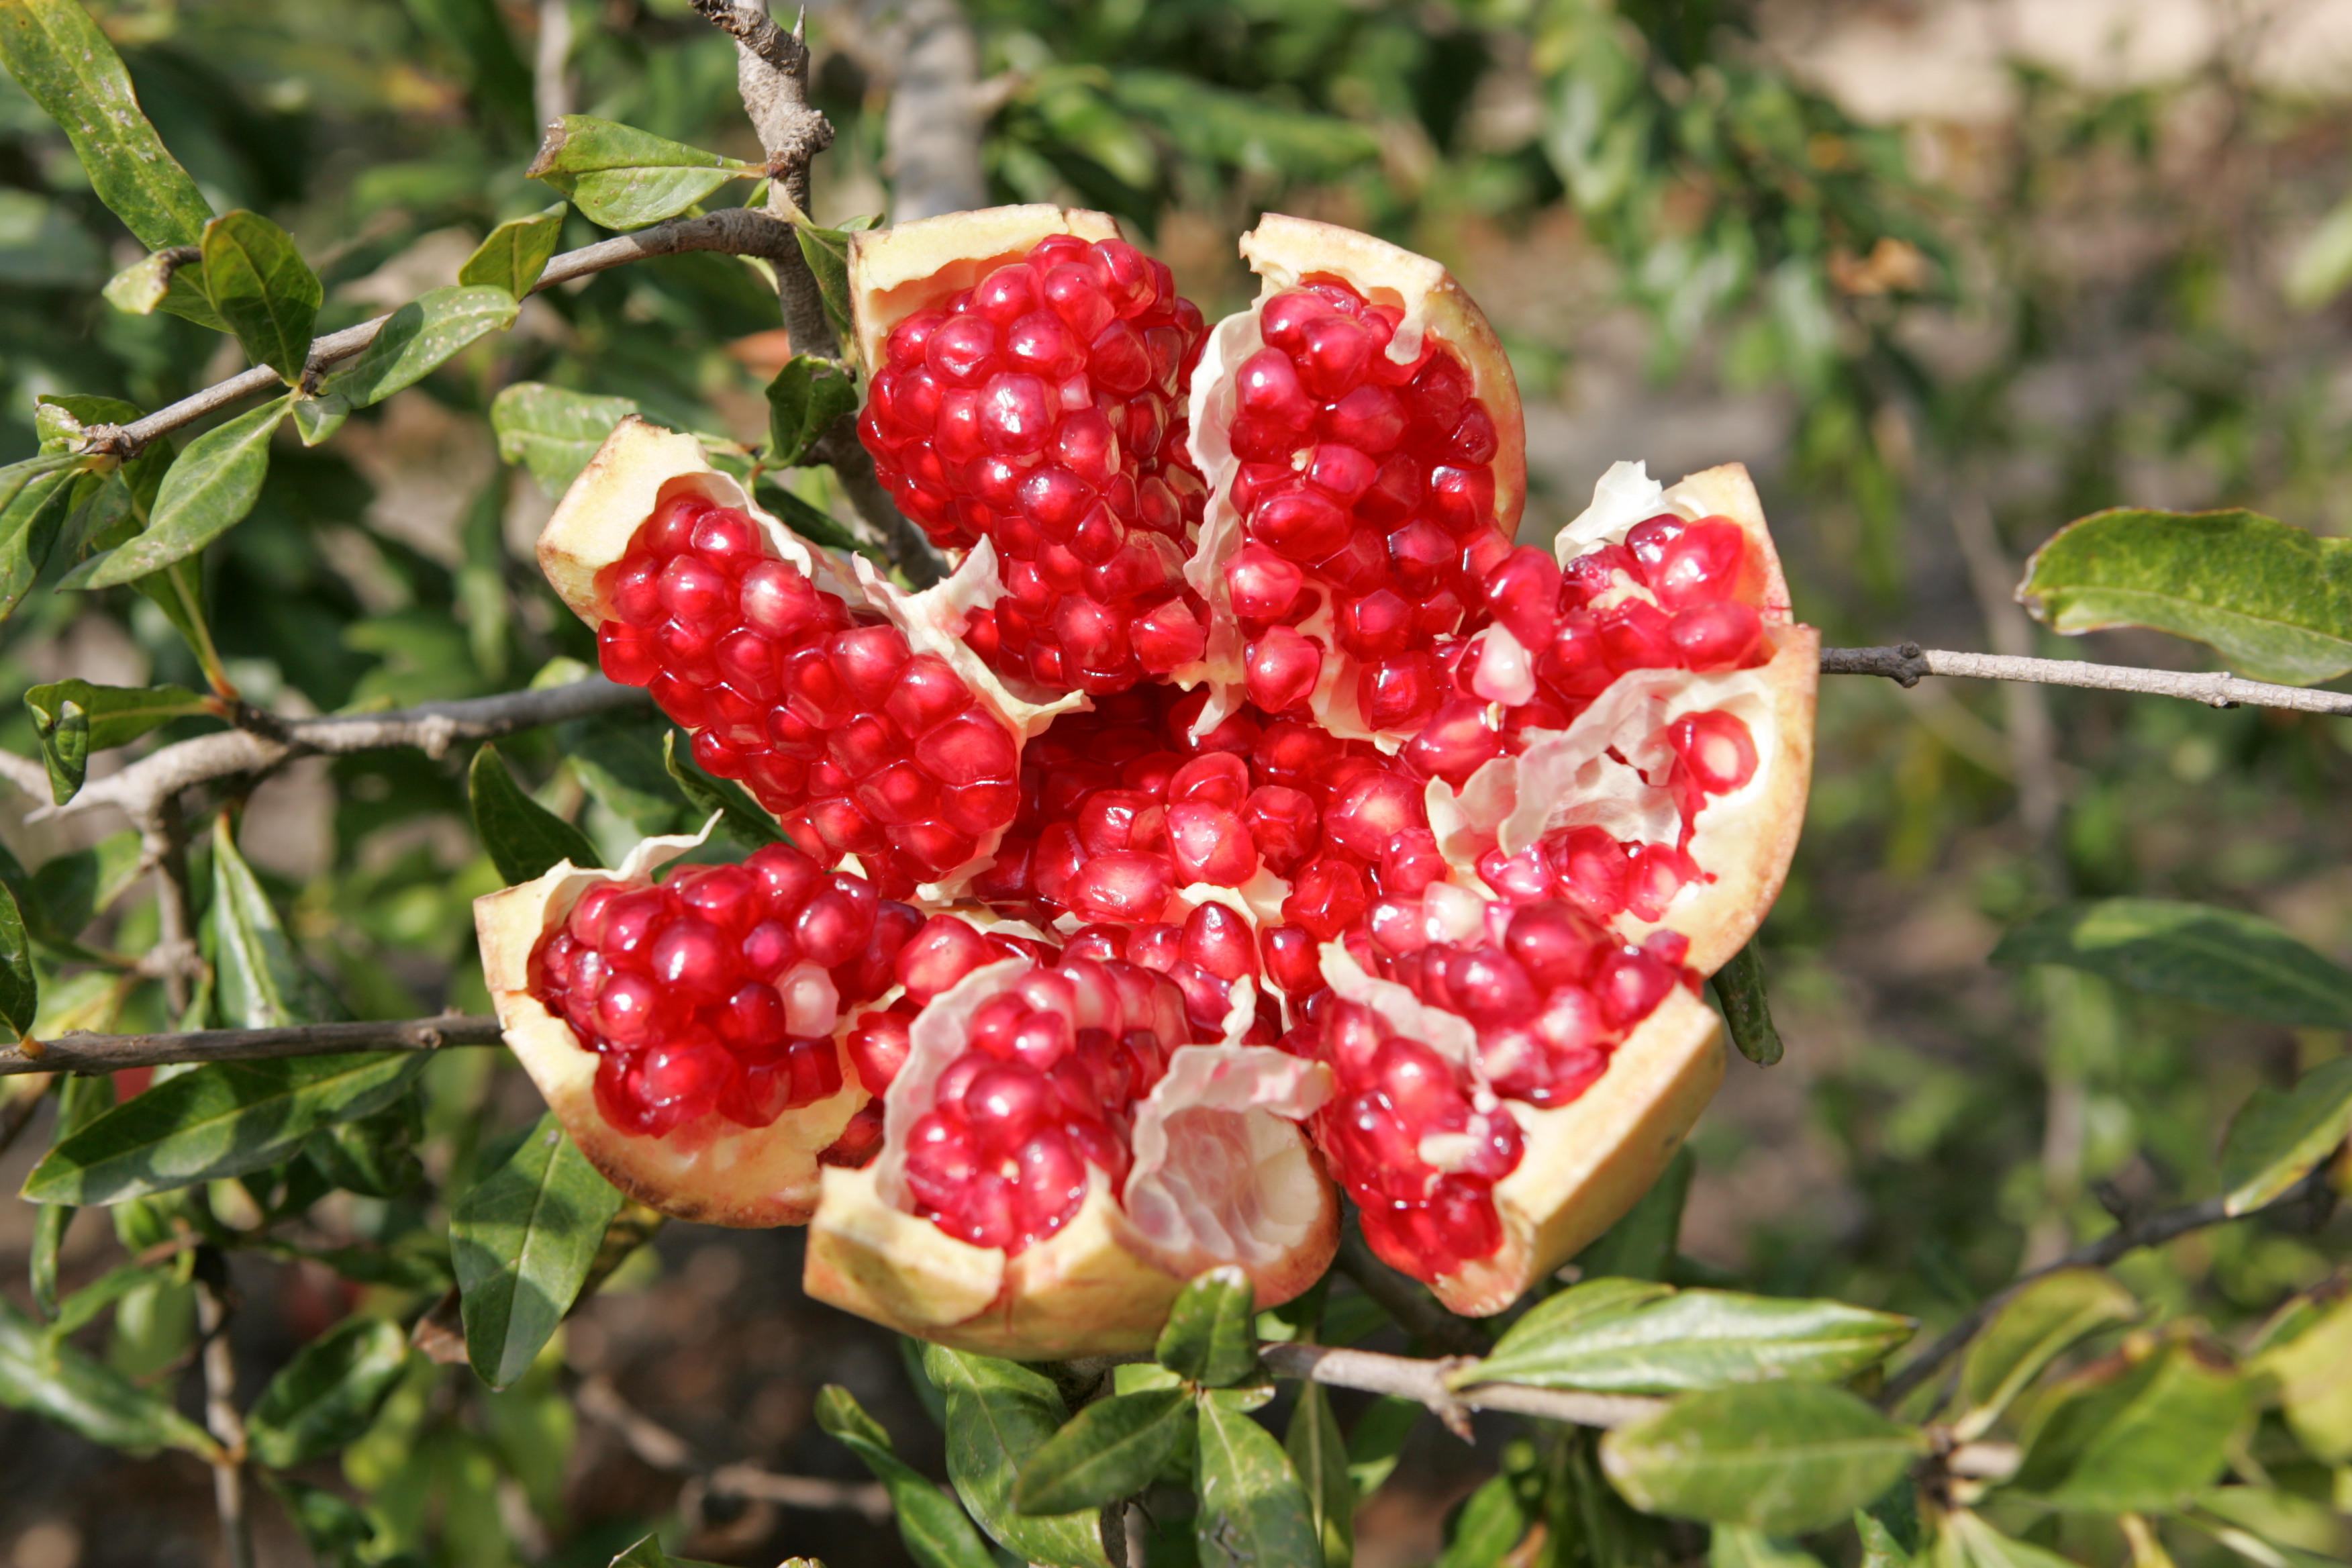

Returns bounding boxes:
[496,205,1817,1344]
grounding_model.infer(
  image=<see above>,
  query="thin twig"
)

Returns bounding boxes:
[576,1375,892,1522]
[0,1015,503,1077]
[1821,644,2352,716]
[193,1253,253,1568]
[1879,1163,2337,1408]
[1258,1342,1665,1436]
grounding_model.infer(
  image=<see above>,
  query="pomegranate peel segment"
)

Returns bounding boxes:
[846,204,1122,376]
[474,823,865,1228]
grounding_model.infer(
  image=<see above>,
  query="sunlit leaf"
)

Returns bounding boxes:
[1285,1379,1353,1568]
[1953,1268,2141,1440]
[471,743,601,884]
[0,1293,216,1456]
[2011,1338,2247,1512]
[1434,1472,1530,1568]
[77,395,290,589]
[920,1344,1110,1568]
[1195,1387,1320,1568]
[0,454,81,624]
[765,354,861,468]
[245,1314,409,1468]
[2219,1057,2352,1216]
[200,211,322,383]
[526,115,755,229]
[23,679,210,803]
[1012,1388,1193,1516]
[317,285,519,410]
[459,203,568,299]
[212,819,342,1028]
[1598,1382,1922,1534]
[450,1113,624,1390]
[1467,1284,1913,1393]
[491,382,640,495]
[2251,1294,2352,1463]
[1157,1266,1259,1388]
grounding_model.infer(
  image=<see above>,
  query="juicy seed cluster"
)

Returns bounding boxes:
[594,493,1021,896]
[1224,281,1513,720]
[531,842,919,1138]
[858,234,1213,695]
[902,959,1206,1254]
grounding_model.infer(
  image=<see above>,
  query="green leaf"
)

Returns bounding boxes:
[2220,1057,2352,1216]
[101,246,226,330]
[35,395,144,452]
[1598,1383,1923,1535]
[2011,1338,2247,1512]
[795,222,860,348]
[199,211,322,383]
[1196,1387,1323,1568]
[1953,1268,2141,1440]
[1465,1285,1914,1393]
[660,732,782,848]
[245,1314,409,1469]
[0,0,213,249]
[23,1052,427,1205]
[472,744,601,884]
[2196,1487,2352,1565]
[289,395,346,448]
[2017,507,2352,686]
[31,1075,111,1313]
[317,285,520,409]
[920,1344,1110,1568]
[264,1476,378,1568]
[450,1113,624,1390]
[23,679,209,803]
[607,1537,732,1568]
[0,873,32,1043]
[2286,192,2352,308]
[1344,1395,1420,1501]
[1710,941,1785,1066]
[1859,1509,1919,1568]
[814,1384,996,1568]
[491,382,639,495]
[212,820,342,1028]
[303,1101,425,1197]
[1285,1380,1353,1568]
[0,454,81,624]
[1157,1266,1259,1388]
[25,830,146,948]
[2251,1294,2352,1461]
[1930,1510,2088,1568]
[1992,899,2352,1030]
[765,355,861,468]
[1014,1388,1195,1516]
[1435,1472,1530,1568]
[459,203,568,299]
[0,1292,216,1455]
[79,395,289,589]
[1713,1527,1829,1568]
[526,115,755,230]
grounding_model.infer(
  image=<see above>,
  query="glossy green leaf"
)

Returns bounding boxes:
[41,1263,152,1348]
[22,1052,426,1205]
[795,219,867,348]
[0,873,31,1044]
[1598,1382,1923,1535]
[101,246,226,330]
[0,1292,215,1456]
[30,1075,111,1314]
[2251,1295,2352,1461]
[526,115,754,229]
[26,830,146,948]
[1930,1510,2086,1568]
[1285,1380,1353,1568]
[471,743,601,883]
[34,395,143,452]
[920,1344,1110,1568]
[814,1383,995,1568]
[1344,1395,1420,1501]
[1467,1284,1913,1393]
[491,382,640,494]
[1858,1509,1918,1568]
[1710,941,1785,1066]
[2012,1338,2247,1511]
[766,354,861,468]
[660,732,782,847]
[450,1114,624,1389]
[1435,1472,1530,1568]
[212,820,342,1028]
[23,679,209,803]
[1992,899,2352,1030]
[200,211,322,383]
[1714,1527,1829,1568]
[1953,1268,2140,1439]
[1014,1388,1193,1515]
[303,1101,424,1198]
[2017,507,2352,686]
[264,1476,377,1568]
[245,1314,409,1469]
[1157,1266,1259,1388]
[0,0,213,249]
[79,395,289,589]
[317,285,520,410]
[459,203,568,298]
[2196,1487,2351,1563]
[290,395,346,448]
[1195,1387,1321,1568]
[2220,1057,2352,1215]
[0,454,81,624]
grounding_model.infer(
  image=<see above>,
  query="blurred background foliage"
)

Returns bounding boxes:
[0,0,2348,1563]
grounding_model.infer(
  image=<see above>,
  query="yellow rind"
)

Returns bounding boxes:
[847,205,1123,377]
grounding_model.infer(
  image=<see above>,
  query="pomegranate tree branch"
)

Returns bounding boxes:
[1261,1342,1663,1437]
[193,1252,254,1568]
[575,1375,893,1523]
[1820,644,2352,716]
[0,1015,503,1077]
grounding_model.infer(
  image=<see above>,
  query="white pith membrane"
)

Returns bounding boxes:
[1174,213,1528,748]
[845,205,1122,379]
[473,819,866,1228]
[803,956,1339,1357]
[536,416,1089,896]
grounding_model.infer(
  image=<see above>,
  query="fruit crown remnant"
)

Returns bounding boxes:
[477,204,1818,1353]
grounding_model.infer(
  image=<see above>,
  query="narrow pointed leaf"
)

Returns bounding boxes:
[102,246,225,330]
[0,1293,217,1455]
[213,822,342,1028]
[245,1314,409,1467]
[1467,1287,1914,1393]
[30,1075,110,1313]
[1934,1510,2094,1568]
[661,732,782,846]
[1344,1395,1420,1500]
[200,211,322,383]
[459,203,569,298]
[80,395,289,588]
[1992,899,2352,1029]
[2252,1295,2352,1461]
[1434,1473,1530,1568]
[0,874,32,1042]
[2018,507,2352,685]
[1157,1266,1259,1387]
[766,354,861,467]
[2011,1339,2247,1511]
[491,383,639,494]
[1953,1268,2140,1440]
[814,1383,995,1568]
[1710,941,1785,1065]
[0,454,81,623]
[920,1344,1110,1568]
[2220,1057,2352,1215]
[22,1052,426,1205]
[319,285,520,409]
[1858,1510,1918,1568]
[1286,1380,1353,1568]
[1195,1387,1321,1568]
[1014,1388,1193,1516]
[526,116,754,229]
[0,0,213,248]
[23,680,209,803]
[1598,1383,1923,1535]
[795,222,859,348]
[450,1113,624,1389]
[472,744,601,883]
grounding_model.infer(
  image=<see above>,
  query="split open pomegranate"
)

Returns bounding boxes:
[491,205,1816,1346]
